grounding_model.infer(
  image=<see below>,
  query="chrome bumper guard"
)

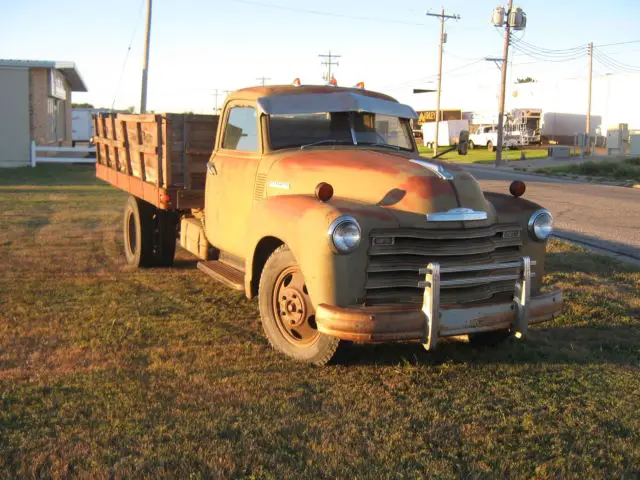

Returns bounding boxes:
[419,256,534,350]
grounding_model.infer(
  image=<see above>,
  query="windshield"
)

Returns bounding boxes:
[269,112,414,151]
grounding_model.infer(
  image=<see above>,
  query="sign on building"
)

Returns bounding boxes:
[416,109,462,124]
[49,70,67,100]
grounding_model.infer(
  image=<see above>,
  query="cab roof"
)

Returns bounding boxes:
[227,85,399,103]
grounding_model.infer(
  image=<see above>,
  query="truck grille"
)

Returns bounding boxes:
[365,225,523,306]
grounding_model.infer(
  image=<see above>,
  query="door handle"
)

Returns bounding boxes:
[207,161,217,175]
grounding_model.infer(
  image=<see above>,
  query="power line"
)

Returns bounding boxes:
[593,48,640,71]
[380,58,488,90]
[595,39,640,48]
[111,0,146,109]
[228,0,427,26]
[508,36,588,61]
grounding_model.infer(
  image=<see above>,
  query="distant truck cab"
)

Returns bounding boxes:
[94,84,562,365]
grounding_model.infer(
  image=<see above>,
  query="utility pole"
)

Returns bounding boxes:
[140,0,152,114]
[256,76,271,86]
[319,50,341,82]
[212,89,230,113]
[492,2,526,165]
[426,9,460,157]
[495,0,513,166]
[586,42,593,154]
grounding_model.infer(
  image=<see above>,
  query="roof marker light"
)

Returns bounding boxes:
[354,82,365,89]
[328,77,338,86]
[292,78,302,87]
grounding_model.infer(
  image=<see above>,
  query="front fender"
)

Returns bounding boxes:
[485,192,549,292]
[244,195,398,308]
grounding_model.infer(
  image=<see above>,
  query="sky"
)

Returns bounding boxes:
[2,0,640,122]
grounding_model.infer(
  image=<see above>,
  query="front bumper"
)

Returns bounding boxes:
[316,257,563,347]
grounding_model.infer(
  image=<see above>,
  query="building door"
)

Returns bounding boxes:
[0,67,30,166]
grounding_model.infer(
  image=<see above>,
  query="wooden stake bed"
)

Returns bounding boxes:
[93,113,218,210]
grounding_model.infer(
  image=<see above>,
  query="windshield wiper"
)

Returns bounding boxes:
[361,142,402,151]
[300,139,352,150]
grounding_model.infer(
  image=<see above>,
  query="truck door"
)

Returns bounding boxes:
[204,103,261,257]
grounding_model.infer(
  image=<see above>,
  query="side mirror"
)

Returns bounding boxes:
[457,130,469,155]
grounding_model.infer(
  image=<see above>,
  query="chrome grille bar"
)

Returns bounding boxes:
[421,256,532,350]
[420,260,537,275]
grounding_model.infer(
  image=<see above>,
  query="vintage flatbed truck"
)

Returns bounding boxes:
[94,84,562,365]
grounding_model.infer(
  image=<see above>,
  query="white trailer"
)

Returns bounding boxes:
[421,119,469,148]
[72,108,112,145]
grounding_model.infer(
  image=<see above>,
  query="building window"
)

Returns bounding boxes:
[47,97,66,142]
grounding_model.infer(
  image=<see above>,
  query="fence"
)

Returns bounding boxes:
[30,141,96,167]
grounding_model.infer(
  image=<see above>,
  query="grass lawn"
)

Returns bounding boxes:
[1,165,639,478]
[417,146,549,164]
[535,157,640,183]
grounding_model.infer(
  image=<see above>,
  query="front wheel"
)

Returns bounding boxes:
[258,246,340,365]
[468,140,475,150]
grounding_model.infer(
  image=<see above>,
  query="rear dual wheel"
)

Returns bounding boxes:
[123,195,177,268]
[258,246,340,366]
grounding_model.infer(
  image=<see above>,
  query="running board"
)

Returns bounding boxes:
[197,260,244,291]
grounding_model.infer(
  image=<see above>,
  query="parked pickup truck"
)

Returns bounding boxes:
[469,125,520,151]
[94,84,562,365]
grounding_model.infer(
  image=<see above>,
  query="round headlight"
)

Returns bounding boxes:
[528,209,553,241]
[329,216,362,253]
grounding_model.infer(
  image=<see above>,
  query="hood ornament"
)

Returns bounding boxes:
[427,208,488,222]
[409,159,454,180]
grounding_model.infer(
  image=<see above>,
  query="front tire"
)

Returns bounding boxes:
[258,246,340,366]
[468,140,475,150]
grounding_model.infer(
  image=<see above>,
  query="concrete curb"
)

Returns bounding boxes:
[470,164,640,188]
[512,168,638,188]
[553,235,640,268]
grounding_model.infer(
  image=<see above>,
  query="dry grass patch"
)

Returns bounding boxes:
[1,165,638,479]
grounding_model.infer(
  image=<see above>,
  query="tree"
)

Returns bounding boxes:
[516,77,536,84]
[72,102,94,108]
[126,106,135,113]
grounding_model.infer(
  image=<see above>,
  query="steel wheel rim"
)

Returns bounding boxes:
[127,211,137,255]
[272,265,319,346]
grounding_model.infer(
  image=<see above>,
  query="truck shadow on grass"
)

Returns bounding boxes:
[334,323,639,368]
[331,247,639,368]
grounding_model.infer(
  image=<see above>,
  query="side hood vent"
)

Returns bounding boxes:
[254,173,267,200]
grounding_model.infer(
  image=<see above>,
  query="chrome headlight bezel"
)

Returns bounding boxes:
[328,216,362,254]
[528,209,553,241]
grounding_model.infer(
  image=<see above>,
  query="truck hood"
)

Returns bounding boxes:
[266,149,491,227]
